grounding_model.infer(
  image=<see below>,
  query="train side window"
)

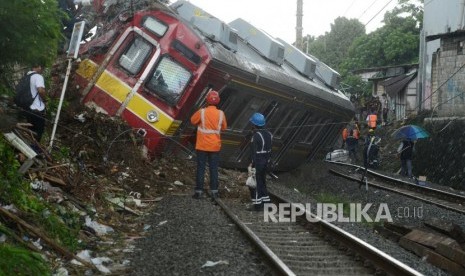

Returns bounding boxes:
[229,96,266,132]
[297,116,319,144]
[274,109,303,139]
[145,56,192,105]
[119,37,152,75]
[217,89,235,116]
[266,105,285,139]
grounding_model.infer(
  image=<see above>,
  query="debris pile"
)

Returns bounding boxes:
[0,95,250,274]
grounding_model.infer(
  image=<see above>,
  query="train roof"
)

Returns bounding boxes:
[170,1,354,115]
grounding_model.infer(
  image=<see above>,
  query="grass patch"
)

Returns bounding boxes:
[0,244,50,275]
[0,138,80,251]
[314,193,351,217]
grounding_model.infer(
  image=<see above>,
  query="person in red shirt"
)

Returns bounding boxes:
[190,90,227,199]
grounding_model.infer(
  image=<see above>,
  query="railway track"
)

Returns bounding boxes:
[327,161,465,214]
[214,194,422,276]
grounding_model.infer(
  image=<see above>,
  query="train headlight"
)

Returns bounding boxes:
[147,110,159,123]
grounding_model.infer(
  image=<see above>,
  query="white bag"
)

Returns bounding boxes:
[246,175,256,188]
[246,166,256,188]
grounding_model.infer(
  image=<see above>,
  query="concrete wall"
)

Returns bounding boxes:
[431,36,465,116]
[415,118,465,189]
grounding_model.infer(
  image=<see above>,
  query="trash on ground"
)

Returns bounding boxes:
[201,260,229,268]
[84,216,114,236]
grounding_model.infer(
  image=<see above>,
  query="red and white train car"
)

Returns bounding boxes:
[75,0,354,171]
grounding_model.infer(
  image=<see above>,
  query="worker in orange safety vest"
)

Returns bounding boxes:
[366,110,378,130]
[341,127,349,148]
[191,90,227,199]
[353,123,360,140]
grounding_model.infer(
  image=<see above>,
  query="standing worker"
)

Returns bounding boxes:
[191,90,227,199]
[341,126,348,148]
[397,139,415,178]
[248,113,272,211]
[345,129,358,163]
[366,109,377,130]
[24,62,47,143]
[363,129,380,169]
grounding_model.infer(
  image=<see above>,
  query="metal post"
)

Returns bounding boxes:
[48,58,72,152]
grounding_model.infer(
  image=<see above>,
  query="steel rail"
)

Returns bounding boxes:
[326,160,465,203]
[214,198,296,276]
[329,168,465,215]
[270,193,423,276]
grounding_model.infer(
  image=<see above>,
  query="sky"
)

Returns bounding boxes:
[184,0,399,44]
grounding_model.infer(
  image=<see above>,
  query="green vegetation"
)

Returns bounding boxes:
[0,0,63,92]
[0,244,50,275]
[314,193,351,216]
[304,0,424,97]
[0,137,81,274]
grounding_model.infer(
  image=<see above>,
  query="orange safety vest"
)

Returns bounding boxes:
[367,114,377,128]
[342,128,348,141]
[190,106,227,152]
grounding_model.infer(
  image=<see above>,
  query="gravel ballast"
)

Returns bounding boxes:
[129,160,462,275]
[269,161,461,276]
[129,195,272,275]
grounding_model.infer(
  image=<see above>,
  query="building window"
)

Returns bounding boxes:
[458,41,464,55]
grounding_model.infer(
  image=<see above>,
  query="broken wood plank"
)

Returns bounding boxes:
[424,218,465,246]
[383,222,414,235]
[400,237,465,275]
[436,241,465,268]
[105,198,142,216]
[18,158,35,174]
[373,225,403,242]
[0,207,96,270]
[42,173,67,186]
[403,229,461,250]
[0,223,41,253]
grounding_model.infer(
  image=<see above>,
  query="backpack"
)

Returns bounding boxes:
[14,72,37,110]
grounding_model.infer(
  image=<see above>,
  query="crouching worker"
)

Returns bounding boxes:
[247,113,272,211]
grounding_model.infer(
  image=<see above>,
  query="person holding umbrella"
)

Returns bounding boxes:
[393,124,429,179]
[397,139,415,178]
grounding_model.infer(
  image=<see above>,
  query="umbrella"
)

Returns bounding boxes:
[392,125,429,140]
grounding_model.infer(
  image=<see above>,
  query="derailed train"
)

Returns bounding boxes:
[74,0,354,171]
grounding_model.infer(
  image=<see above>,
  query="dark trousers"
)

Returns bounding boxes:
[249,164,270,208]
[195,150,219,194]
[24,109,46,142]
[401,159,412,177]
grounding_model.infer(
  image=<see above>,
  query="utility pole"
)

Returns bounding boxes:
[296,0,303,49]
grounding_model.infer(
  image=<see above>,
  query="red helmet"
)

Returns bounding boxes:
[206,90,220,105]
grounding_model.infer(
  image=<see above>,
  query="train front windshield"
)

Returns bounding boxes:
[145,56,191,105]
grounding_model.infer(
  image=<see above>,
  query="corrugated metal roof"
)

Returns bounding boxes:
[379,72,417,97]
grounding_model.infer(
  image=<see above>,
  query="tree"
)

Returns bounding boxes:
[0,0,63,90]
[305,17,366,71]
[338,0,423,96]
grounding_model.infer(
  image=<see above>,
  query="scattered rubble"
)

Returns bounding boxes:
[0,91,250,274]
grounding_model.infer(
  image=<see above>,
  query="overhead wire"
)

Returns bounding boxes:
[343,0,358,17]
[358,0,381,19]
[364,0,395,26]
